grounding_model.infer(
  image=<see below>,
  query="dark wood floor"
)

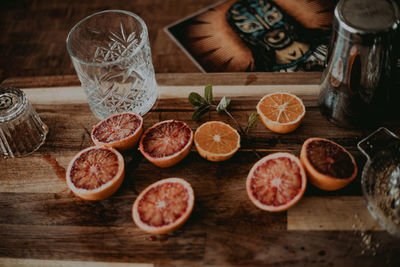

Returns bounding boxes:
[0,0,219,81]
[2,0,400,82]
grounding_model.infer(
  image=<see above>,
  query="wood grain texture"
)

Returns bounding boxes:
[0,73,323,88]
[1,75,400,266]
[0,0,223,81]
[19,84,319,105]
[287,197,382,231]
[0,258,153,267]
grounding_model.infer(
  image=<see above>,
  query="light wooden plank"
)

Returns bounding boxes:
[22,87,86,104]
[287,196,383,231]
[159,85,319,99]
[0,258,153,267]
[22,84,319,105]
[0,153,73,193]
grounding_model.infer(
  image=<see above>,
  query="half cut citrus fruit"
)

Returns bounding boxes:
[91,112,143,151]
[139,120,193,168]
[66,146,125,200]
[300,137,358,191]
[246,152,307,212]
[256,92,305,134]
[132,177,195,234]
[194,121,240,162]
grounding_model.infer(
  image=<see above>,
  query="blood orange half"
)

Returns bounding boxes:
[246,152,307,212]
[132,178,195,234]
[139,120,193,168]
[91,112,143,151]
[300,137,358,191]
[66,146,125,200]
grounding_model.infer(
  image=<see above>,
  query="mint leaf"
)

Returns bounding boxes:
[188,92,206,107]
[204,84,213,104]
[216,96,231,112]
[244,113,259,134]
[192,104,209,121]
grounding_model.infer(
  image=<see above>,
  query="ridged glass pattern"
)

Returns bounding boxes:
[67,10,158,119]
[0,87,48,158]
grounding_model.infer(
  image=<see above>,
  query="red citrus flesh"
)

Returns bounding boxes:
[246,152,306,212]
[300,138,358,191]
[91,112,143,151]
[66,146,125,200]
[132,178,195,234]
[139,120,193,168]
[306,139,355,178]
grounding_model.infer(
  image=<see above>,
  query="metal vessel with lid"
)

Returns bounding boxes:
[318,0,400,128]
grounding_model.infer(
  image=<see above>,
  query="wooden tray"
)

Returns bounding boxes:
[1,74,399,266]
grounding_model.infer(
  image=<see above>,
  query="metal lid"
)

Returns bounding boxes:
[336,0,400,34]
[0,87,28,123]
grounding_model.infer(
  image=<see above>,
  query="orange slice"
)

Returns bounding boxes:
[256,92,305,134]
[246,152,307,212]
[132,177,195,234]
[300,137,358,191]
[139,120,193,168]
[66,146,125,200]
[91,112,143,151]
[194,121,240,162]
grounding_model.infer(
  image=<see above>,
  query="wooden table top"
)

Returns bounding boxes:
[1,73,399,266]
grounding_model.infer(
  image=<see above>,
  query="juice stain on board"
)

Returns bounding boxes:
[42,154,66,181]
[42,154,73,195]
[149,235,169,242]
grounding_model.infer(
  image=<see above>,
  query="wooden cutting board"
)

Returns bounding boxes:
[0,73,399,266]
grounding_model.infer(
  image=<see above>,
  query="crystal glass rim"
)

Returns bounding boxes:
[0,87,28,123]
[66,10,148,67]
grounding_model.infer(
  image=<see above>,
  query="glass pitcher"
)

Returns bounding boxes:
[358,127,400,237]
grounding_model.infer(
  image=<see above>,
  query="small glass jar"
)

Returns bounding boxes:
[0,87,48,158]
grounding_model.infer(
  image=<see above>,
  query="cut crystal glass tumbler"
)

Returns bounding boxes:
[66,10,158,119]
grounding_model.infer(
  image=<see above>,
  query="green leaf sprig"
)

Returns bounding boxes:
[188,84,259,152]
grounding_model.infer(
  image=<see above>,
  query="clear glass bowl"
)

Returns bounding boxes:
[0,87,48,158]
